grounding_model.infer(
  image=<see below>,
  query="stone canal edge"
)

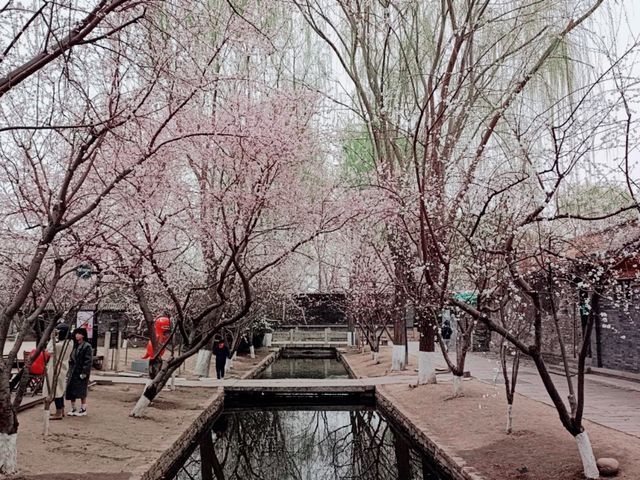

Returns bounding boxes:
[131,349,484,480]
[129,351,279,480]
[375,392,485,480]
[338,350,486,480]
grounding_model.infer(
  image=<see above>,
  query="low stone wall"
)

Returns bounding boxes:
[375,391,486,480]
[137,349,479,480]
[340,351,486,480]
[132,351,279,479]
[242,349,279,379]
[336,349,359,379]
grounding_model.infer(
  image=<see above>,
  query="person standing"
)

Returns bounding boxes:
[213,339,230,380]
[66,327,93,416]
[47,323,73,420]
[9,348,50,392]
[441,319,453,352]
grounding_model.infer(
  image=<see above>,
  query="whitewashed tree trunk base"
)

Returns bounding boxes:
[506,404,513,434]
[418,351,437,384]
[249,346,255,359]
[264,333,272,347]
[170,372,176,391]
[576,431,599,479]
[131,392,152,418]
[391,345,406,371]
[452,375,464,397]
[193,349,212,377]
[373,351,379,364]
[0,433,18,474]
[43,408,50,436]
[225,353,237,374]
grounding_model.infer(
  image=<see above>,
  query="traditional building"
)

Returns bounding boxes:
[540,221,640,374]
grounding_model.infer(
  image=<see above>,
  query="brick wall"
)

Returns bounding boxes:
[540,290,582,360]
[596,288,640,373]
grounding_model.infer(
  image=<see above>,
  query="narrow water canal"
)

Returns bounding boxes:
[258,357,349,379]
[168,350,448,480]
[171,406,442,480]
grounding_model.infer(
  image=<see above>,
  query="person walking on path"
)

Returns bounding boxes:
[213,339,230,380]
[46,323,73,420]
[66,327,92,416]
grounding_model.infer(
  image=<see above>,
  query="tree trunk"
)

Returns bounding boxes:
[130,361,177,417]
[0,372,18,474]
[194,349,213,377]
[394,429,411,479]
[131,380,154,418]
[391,307,407,371]
[249,345,255,359]
[452,375,464,397]
[506,403,513,434]
[418,313,437,384]
[391,345,405,371]
[418,351,437,384]
[575,431,599,479]
[199,431,215,480]
[42,405,51,436]
[148,357,162,380]
[0,432,17,475]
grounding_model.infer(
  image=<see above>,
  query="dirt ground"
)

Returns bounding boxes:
[7,347,273,480]
[11,345,638,480]
[345,347,640,480]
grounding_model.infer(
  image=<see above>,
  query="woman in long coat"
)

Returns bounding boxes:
[46,323,73,419]
[66,327,93,416]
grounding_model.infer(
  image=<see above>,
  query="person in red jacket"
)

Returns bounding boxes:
[142,316,171,360]
[9,349,50,391]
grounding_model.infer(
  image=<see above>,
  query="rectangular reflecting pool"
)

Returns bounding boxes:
[258,357,350,379]
[170,405,446,480]
[166,349,449,480]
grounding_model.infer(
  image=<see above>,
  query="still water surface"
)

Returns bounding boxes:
[170,352,446,480]
[171,407,443,480]
[258,357,350,379]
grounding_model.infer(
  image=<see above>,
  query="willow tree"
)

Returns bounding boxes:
[294,1,609,383]
[294,0,639,477]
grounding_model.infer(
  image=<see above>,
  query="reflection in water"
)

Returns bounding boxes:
[259,358,350,379]
[172,409,444,480]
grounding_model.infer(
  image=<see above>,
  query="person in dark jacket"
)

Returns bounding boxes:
[213,339,230,380]
[66,327,93,416]
[441,319,453,352]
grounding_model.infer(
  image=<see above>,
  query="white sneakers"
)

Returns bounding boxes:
[67,407,87,416]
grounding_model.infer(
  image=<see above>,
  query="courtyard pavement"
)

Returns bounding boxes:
[12,338,639,438]
[406,342,640,438]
